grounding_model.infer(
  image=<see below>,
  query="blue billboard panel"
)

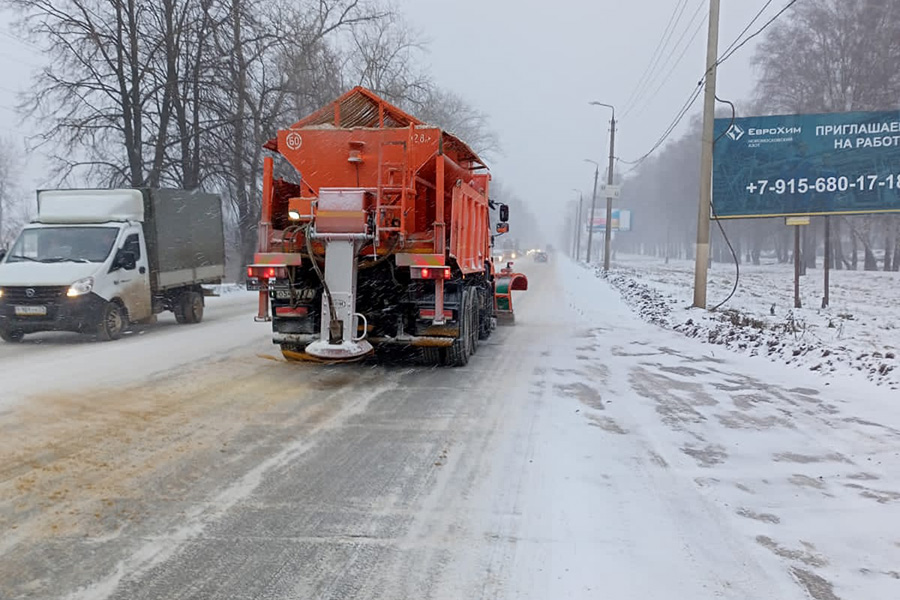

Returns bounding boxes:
[585,209,632,232]
[712,110,900,218]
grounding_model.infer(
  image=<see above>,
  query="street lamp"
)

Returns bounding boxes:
[589,101,616,271]
[571,187,583,261]
[584,159,600,264]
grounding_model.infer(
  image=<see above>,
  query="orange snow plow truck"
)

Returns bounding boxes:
[247,87,527,365]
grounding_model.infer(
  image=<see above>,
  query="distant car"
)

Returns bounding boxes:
[533,251,548,263]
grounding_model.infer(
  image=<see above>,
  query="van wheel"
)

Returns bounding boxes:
[97,302,126,341]
[0,328,25,343]
[174,291,204,324]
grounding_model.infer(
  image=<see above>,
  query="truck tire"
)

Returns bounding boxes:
[0,328,25,343]
[174,291,204,324]
[478,287,492,341]
[467,289,479,355]
[444,290,472,367]
[96,302,126,341]
[421,347,442,365]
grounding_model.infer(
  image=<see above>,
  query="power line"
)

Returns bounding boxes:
[623,0,706,119]
[626,6,708,120]
[0,29,43,52]
[621,0,691,114]
[715,0,801,68]
[719,0,775,59]
[620,0,803,171]
[620,82,704,172]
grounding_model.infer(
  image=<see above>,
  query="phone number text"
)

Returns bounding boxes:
[744,174,898,195]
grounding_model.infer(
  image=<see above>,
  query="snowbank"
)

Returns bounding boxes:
[594,254,899,389]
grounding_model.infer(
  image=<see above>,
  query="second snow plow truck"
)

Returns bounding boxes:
[247,87,527,365]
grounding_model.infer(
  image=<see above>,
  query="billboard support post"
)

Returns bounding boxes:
[794,225,802,309]
[823,216,831,308]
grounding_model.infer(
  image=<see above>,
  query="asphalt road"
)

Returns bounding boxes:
[1,258,897,600]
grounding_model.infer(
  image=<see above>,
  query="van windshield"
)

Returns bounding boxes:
[6,227,120,264]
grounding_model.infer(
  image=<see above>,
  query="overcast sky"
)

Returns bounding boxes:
[1,1,786,232]
[395,0,785,234]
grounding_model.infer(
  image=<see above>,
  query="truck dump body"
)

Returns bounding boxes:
[143,189,225,291]
[251,87,522,365]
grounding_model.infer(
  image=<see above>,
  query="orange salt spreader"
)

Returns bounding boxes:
[246,87,527,365]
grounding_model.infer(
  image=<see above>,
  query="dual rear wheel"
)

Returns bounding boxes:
[426,287,483,367]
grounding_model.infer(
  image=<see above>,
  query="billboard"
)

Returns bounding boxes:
[586,209,632,232]
[712,110,900,218]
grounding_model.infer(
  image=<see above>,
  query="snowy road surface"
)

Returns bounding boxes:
[1,258,898,600]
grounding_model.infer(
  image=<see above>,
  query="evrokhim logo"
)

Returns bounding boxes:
[726,124,745,141]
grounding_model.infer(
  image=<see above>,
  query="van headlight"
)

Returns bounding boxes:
[67,277,94,297]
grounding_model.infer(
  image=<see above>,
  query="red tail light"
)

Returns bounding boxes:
[275,306,309,317]
[247,266,286,279]
[414,266,451,280]
[419,309,453,319]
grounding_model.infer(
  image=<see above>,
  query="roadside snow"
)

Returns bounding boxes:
[595,254,899,389]
[553,255,900,600]
[0,291,266,412]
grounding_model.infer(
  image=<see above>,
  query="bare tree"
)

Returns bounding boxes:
[342,13,499,159]
[0,141,30,248]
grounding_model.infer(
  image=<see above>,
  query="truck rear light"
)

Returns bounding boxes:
[412,266,451,280]
[419,309,453,319]
[275,306,309,317]
[247,266,286,279]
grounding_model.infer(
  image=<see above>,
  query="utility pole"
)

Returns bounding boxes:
[794,225,802,308]
[692,0,721,309]
[604,117,616,271]
[823,216,830,308]
[590,102,617,272]
[584,160,600,263]
[572,188,583,261]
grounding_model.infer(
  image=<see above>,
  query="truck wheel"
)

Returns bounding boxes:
[97,302,126,341]
[175,291,204,324]
[466,289,479,355]
[421,347,442,365]
[0,328,25,343]
[445,291,471,367]
[478,288,492,341]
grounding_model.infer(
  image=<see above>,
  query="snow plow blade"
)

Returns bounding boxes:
[495,270,528,326]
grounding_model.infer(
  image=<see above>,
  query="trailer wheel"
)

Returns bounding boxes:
[0,328,25,343]
[174,291,204,324]
[96,302,126,341]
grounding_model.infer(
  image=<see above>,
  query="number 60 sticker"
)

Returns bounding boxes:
[285,132,303,150]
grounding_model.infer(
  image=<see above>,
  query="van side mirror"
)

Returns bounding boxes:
[499,203,509,222]
[115,250,137,271]
[495,223,509,235]
[0,248,6,262]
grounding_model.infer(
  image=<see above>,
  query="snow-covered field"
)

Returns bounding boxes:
[597,254,900,389]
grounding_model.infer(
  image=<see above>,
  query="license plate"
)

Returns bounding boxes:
[15,305,47,316]
[274,289,316,300]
